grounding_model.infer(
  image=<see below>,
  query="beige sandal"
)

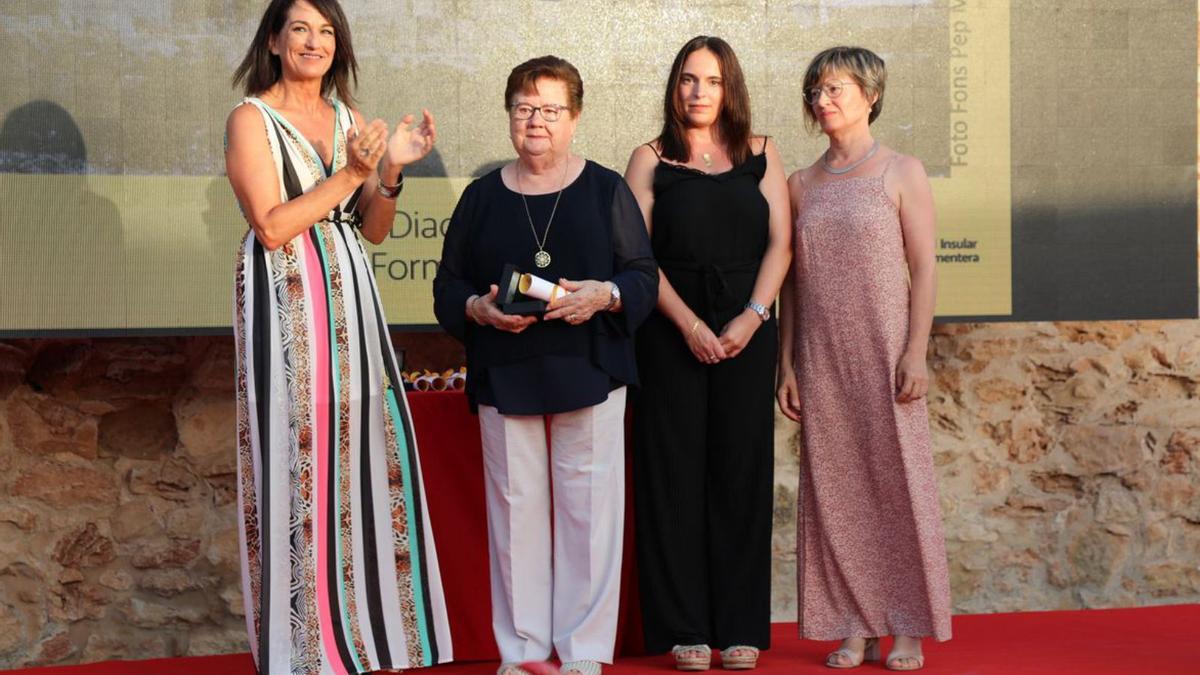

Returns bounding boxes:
[497,664,532,675]
[885,640,924,671]
[720,645,759,670]
[672,644,712,671]
[825,637,879,669]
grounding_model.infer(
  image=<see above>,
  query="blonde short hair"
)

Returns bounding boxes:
[802,46,886,130]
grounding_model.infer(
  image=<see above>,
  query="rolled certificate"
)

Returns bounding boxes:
[518,272,571,303]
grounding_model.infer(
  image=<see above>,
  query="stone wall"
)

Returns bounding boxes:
[772,321,1200,620]
[2,322,1199,667]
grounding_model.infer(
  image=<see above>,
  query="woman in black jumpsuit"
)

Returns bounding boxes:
[623,36,791,670]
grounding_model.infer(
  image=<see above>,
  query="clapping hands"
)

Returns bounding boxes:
[385,109,437,169]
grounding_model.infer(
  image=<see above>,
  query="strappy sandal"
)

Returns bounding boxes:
[560,659,601,675]
[672,644,712,671]
[497,664,533,675]
[825,637,879,669]
[720,645,759,670]
[885,640,924,671]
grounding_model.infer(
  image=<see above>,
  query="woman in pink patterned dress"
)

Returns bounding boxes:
[776,46,951,671]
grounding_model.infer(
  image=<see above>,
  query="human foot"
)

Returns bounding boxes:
[672,644,712,671]
[720,645,759,670]
[885,636,924,671]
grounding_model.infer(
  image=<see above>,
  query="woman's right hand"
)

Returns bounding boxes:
[683,318,727,365]
[776,367,802,422]
[468,285,538,334]
[345,119,389,182]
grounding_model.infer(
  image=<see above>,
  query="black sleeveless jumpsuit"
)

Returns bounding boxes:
[632,146,777,653]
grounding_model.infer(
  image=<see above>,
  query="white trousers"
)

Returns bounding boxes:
[479,387,627,665]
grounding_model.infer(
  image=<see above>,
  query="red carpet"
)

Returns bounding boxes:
[10,604,1197,674]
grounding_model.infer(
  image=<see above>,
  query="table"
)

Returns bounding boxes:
[408,390,644,662]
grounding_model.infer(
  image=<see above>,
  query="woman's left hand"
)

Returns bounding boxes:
[543,278,612,325]
[718,311,760,359]
[382,109,437,175]
[895,349,929,402]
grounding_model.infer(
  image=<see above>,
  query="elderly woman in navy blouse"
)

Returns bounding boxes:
[433,55,657,675]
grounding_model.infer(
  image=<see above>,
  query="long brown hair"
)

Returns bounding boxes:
[657,36,753,167]
[232,0,359,105]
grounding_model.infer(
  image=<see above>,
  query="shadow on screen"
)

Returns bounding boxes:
[471,159,509,178]
[202,175,245,260]
[0,100,126,331]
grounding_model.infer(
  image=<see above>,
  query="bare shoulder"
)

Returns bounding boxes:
[787,160,819,190]
[226,101,262,131]
[225,101,269,148]
[887,150,929,182]
[625,141,660,177]
[630,141,660,162]
[756,135,782,158]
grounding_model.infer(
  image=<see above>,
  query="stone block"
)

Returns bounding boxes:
[51,523,115,568]
[130,537,202,569]
[11,460,118,508]
[0,506,37,531]
[98,404,178,460]
[1061,425,1147,475]
[175,390,236,476]
[47,582,110,623]
[185,627,249,657]
[109,500,162,542]
[125,597,208,628]
[6,390,98,459]
[138,568,212,597]
[0,604,27,655]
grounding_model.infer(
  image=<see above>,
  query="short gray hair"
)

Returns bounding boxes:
[802,46,887,130]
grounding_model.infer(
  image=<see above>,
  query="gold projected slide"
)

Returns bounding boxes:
[9,0,1192,331]
[930,0,1011,317]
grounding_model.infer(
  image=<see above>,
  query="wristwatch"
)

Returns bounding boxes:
[605,282,621,311]
[745,301,770,322]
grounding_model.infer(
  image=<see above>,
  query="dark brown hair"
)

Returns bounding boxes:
[504,56,584,114]
[802,46,886,130]
[232,0,359,105]
[658,36,753,167]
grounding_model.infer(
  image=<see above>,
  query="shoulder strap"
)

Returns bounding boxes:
[644,141,662,159]
[880,152,901,180]
[334,99,357,138]
[758,135,769,155]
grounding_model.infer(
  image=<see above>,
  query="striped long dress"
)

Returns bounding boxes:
[233,97,452,674]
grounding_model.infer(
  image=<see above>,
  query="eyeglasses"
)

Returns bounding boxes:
[509,103,569,122]
[804,80,855,105]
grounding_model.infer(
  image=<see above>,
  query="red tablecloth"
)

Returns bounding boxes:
[409,390,644,662]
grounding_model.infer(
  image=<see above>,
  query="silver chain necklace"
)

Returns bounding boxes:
[516,157,571,268]
[822,139,879,175]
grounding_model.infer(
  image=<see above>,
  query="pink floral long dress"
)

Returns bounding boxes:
[790,155,952,641]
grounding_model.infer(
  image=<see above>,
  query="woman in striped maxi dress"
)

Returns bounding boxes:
[224,1,452,672]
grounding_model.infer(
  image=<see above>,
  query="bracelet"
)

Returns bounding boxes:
[376,172,404,199]
[467,295,480,322]
[689,319,701,335]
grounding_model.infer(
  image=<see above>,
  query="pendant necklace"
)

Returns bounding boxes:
[701,152,713,168]
[822,139,879,175]
[517,156,571,268]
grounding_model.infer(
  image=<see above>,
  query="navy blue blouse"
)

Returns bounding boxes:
[433,161,658,414]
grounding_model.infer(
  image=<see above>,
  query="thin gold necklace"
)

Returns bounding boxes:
[516,157,571,269]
